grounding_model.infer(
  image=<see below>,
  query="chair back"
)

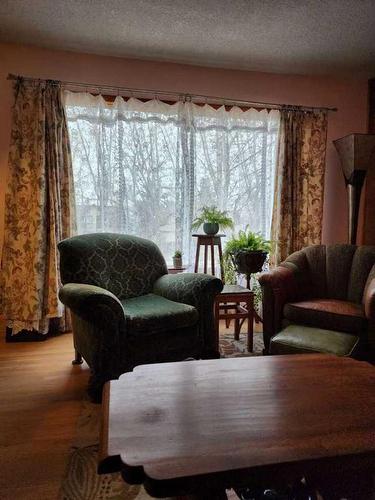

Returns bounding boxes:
[283,244,375,303]
[58,233,168,299]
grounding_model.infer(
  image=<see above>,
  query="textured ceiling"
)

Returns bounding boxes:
[0,0,375,76]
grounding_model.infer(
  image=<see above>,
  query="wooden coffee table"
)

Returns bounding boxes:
[99,355,375,499]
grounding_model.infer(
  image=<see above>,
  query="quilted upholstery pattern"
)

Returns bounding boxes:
[58,233,222,401]
[58,233,168,299]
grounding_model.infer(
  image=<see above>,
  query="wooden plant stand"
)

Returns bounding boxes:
[192,233,225,281]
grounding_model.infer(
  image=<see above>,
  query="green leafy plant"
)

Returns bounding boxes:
[191,206,234,231]
[224,227,272,255]
[223,254,237,284]
[173,250,182,258]
[223,227,272,284]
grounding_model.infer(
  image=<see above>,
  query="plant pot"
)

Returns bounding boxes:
[231,250,268,275]
[173,257,183,268]
[203,222,219,235]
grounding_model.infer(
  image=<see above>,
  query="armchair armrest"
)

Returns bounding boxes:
[59,283,125,332]
[153,272,223,306]
[258,266,299,353]
[59,283,126,401]
[258,266,298,301]
[153,273,223,356]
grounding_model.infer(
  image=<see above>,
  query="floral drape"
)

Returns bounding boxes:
[271,109,328,264]
[0,79,75,335]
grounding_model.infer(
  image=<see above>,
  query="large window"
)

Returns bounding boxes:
[64,92,280,264]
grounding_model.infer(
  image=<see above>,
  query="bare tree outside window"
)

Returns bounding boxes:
[64,93,280,265]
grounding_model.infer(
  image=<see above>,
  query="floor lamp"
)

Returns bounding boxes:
[333,134,375,244]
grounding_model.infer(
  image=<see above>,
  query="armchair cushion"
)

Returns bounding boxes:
[283,299,366,335]
[270,324,359,357]
[121,294,198,336]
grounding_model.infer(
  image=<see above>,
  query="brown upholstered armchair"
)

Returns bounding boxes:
[258,245,375,361]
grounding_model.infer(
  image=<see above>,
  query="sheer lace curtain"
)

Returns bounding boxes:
[64,92,280,265]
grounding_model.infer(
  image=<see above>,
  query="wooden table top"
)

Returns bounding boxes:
[99,355,375,497]
[192,233,225,238]
[219,284,252,295]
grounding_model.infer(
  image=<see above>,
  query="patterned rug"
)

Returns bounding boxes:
[60,325,263,499]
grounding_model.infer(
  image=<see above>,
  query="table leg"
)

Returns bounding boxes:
[247,295,254,353]
[218,239,225,283]
[214,298,220,353]
[225,306,230,329]
[194,240,201,273]
[234,315,240,341]
[210,239,215,275]
[204,243,208,274]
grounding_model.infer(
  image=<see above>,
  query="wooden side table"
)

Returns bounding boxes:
[192,233,225,281]
[214,284,254,352]
[168,266,186,274]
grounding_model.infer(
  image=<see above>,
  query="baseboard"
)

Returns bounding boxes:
[5,327,49,342]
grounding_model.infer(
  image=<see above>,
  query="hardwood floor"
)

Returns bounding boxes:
[0,325,90,499]
[0,320,258,499]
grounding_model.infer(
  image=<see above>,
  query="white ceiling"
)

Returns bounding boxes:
[0,0,375,76]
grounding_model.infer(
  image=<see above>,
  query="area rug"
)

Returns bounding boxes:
[60,327,263,499]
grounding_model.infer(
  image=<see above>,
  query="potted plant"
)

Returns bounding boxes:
[191,206,234,235]
[173,250,183,268]
[224,227,272,278]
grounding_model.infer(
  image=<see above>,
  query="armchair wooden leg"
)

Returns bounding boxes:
[72,350,83,365]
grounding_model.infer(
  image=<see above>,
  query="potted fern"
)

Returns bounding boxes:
[224,227,271,278]
[191,206,234,235]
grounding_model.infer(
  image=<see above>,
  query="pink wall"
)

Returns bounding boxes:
[0,43,369,257]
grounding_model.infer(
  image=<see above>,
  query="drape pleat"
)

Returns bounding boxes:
[0,79,75,335]
[271,110,328,264]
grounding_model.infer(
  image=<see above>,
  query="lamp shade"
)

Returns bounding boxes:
[333,134,375,183]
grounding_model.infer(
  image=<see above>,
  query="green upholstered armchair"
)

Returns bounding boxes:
[58,233,223,401]
[259,244,375,361]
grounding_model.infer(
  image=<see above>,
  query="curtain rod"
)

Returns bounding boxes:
[7,73,338,113]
